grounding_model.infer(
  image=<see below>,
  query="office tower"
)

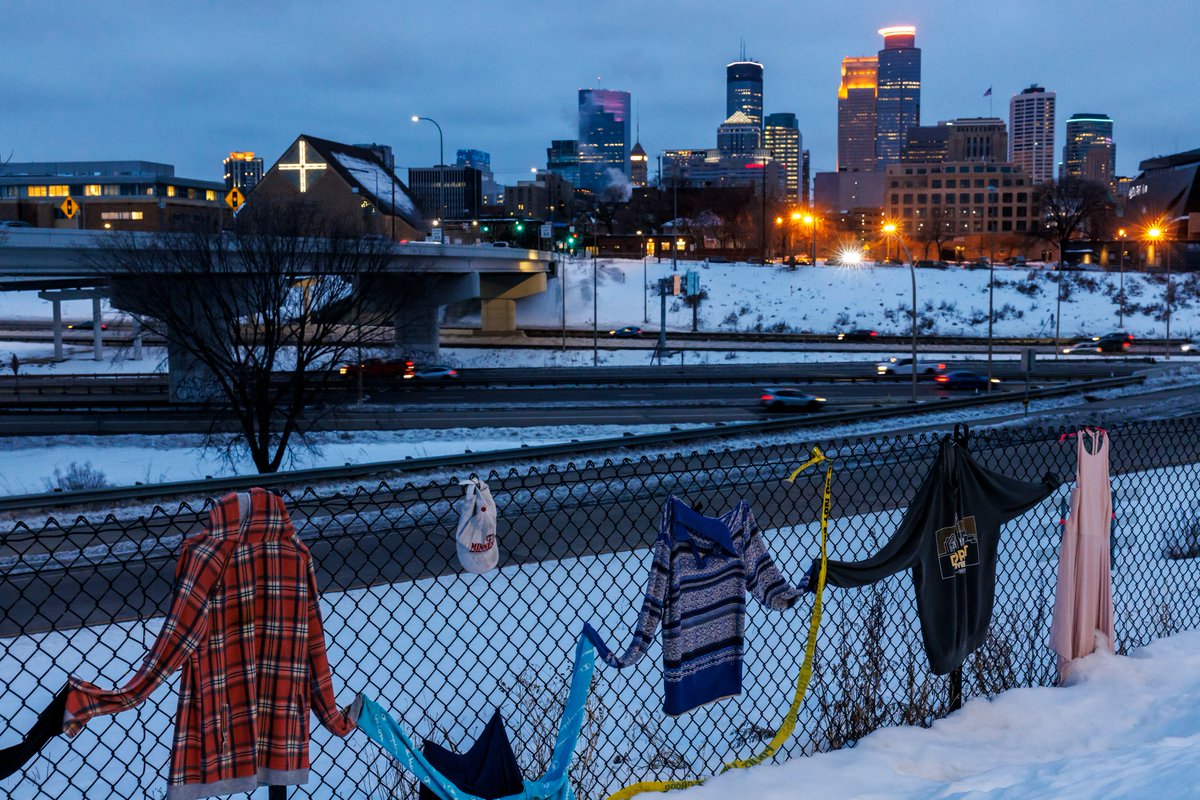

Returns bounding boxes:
[763,112,801,201]
[801,149,810,203]
[1009,84,1056,184]
[717,111,762,157]
[456,149,500,205]
[1063,113,1115,184]
[578,89,631,193]
[547,139,580,189]
[407,165,483,220]
[837,56,878,172]
[223,152,263,192]
[903,118,1007,163]
[875,26,921,167]
[630,141,649,187]
[726,59,764,128]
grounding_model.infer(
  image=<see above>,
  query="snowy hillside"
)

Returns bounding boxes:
[504,259,1198,340]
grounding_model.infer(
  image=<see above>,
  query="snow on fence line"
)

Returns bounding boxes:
[2,419,1200,800]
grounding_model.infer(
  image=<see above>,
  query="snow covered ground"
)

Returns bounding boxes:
[0,424,703,496]
[503,258,1198,340]
[680,630,1200,800]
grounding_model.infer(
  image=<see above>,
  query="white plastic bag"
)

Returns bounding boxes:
[455,477,499,573]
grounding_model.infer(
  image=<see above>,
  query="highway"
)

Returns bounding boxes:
[3,383,1198,639]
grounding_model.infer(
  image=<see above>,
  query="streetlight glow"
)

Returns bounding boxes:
[410,115,419,123]
[803,215,814,225]
[1147,227,1163,240]
[882,222,897,234]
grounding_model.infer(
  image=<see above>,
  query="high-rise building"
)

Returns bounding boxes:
[661,149,709,183]
[717,111,762,158]
[547,139,580,189]
[903,118,1007,164]
[874,26,921,168]
[1063,113,1115,185]
[1009,84,1056,185]
[456,149,501,205]
[801,149,811,203]
[578,89,631,194]
[726,60,764,128]
[630,142,649,187]
[763,112,801,201]
[223,152,263,193]
[407,165,483,220]
[837,56,878,173]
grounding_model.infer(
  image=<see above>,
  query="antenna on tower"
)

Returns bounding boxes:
[740,38,746,61]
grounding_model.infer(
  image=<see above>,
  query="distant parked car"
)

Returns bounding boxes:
[491,241,511,248]
[915,259,946,269]
[837,328,879,342]
[405,364,459,381]
[875,356,948,377]
[66,320,109,331]
[1006,256,1027,266]
[759,388,826,412]
[1062,340,1102,355]
[608,325,642,338]
[934,370,1001,390]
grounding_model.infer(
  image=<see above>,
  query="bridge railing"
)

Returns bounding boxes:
[2,418,1198,799]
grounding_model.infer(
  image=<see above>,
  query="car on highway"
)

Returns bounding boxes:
[66,320,109,331]
[1061,340,1102,355]
[1180,340,1200,355]
[608,326,642,338]
[875,356,948,377]
[1094,331,1134,352]
[836,328,879,342]
[337,357,413,382]
[759,388,826,412]
[934,370,1001,390]
[404,364,459,381]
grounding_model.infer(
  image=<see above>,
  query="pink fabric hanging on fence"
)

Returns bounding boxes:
[1050,429,1115,679]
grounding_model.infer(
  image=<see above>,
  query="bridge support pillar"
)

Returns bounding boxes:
[91,297,103,361]
[39,287,107,362]
[479,273,547,333]
[51,299,63,361]
[166,332,223,402]
[395,303,442,362]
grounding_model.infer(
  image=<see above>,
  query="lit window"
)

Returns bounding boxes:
[167,186,176,197]
[27,186,48,197]
[48,185,70,197]
[132,211,143,220]
[205,190,216,201]
[85,184,102,196]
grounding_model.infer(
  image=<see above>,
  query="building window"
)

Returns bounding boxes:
[931,179,942,188]
[205,190,216,201]
[959,193,969,204]
[27,186,48,197]
[100,211,146,221]
[104,185,121,195]
[85,184,102,196]
[946,179,956,188]
[917,194,927,204]
[1017,193,1028,203]
[48,185,70,197]
[903,194,913,204]
[167,186,177,197]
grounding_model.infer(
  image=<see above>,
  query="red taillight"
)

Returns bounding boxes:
[869,331,878,337]
[1122,342,1130,348]
[935,375,949,383]
[936,363,946,370]
[761,395,774,401]
[448,370,458,376]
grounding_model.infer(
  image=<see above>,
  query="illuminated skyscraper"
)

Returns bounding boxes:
[1009,84,1056,185]
[1063,113,1115,185]
[726,60,764,128]
[223,151,263,192]
[874,26,921,167]
[764,112,801,201]
[578,89,631,193]
[630,141,649,187]
[717,111,762,157]
[838,56,878,172]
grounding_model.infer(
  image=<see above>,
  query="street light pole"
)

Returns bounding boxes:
[885,223,918,404]
[1117,229,1127,329]
[412,116,445,223]
[1166,234,1173,360]
[987,184,998,392]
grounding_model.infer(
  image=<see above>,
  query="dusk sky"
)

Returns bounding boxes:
[2,1,1196,184]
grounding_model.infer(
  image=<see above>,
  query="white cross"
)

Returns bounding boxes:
[278,139,326,193]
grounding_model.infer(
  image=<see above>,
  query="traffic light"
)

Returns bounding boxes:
[515,221,525,232]
[567,235,577,247]
[481,225,490,233]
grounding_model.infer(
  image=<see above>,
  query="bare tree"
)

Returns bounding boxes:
[92,199,436,473]
[1037,178,1111,348]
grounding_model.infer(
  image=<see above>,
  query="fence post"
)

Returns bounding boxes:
[270,785,287,800]
[948,666,963,712]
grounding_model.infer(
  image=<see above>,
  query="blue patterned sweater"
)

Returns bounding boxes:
[583,497,802,716]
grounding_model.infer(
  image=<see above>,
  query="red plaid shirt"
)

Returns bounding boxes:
[65,488,358,800]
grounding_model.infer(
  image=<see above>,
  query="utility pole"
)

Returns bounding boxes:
[672,171,679,272]
[657,279,668,365]
[593,244,599,367]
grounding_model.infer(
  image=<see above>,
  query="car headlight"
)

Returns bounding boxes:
[876,366,888,374]
[989,378,1002,384]
[814,397,826,402]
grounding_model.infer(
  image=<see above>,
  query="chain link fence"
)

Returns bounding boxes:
[2,418,1199,799]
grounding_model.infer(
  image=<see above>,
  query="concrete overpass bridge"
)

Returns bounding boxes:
[0,227,553,397]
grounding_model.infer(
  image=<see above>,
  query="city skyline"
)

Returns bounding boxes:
[0,1,1193,184]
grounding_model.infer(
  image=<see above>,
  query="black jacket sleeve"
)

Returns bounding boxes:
[0,684,68,781]
[964,456,1060,523]
[821,468,937,589]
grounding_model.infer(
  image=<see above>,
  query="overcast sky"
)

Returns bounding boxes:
[2,1,1195,184]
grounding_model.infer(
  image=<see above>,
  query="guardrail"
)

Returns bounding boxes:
[0,373,1143,513]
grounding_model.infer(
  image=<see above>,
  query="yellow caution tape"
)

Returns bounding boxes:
[606,447,832,800]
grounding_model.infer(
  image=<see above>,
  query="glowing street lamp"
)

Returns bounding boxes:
[1145,224,1171,358]
[411,115,445,224]
[882,223,918,404]
[802,214,817,264]
[1116,227,1128,328]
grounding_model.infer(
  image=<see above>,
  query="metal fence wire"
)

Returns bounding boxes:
[2,418,1200,799]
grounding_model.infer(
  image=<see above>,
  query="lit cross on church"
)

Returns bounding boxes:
[279,140,327,192]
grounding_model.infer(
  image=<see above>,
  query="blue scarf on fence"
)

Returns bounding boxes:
[358,633,596,800]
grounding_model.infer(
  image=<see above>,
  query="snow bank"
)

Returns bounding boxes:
[680,629,1200,799]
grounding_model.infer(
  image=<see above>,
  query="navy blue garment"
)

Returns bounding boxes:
[418,708,523,800]
[0,684,68,781]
